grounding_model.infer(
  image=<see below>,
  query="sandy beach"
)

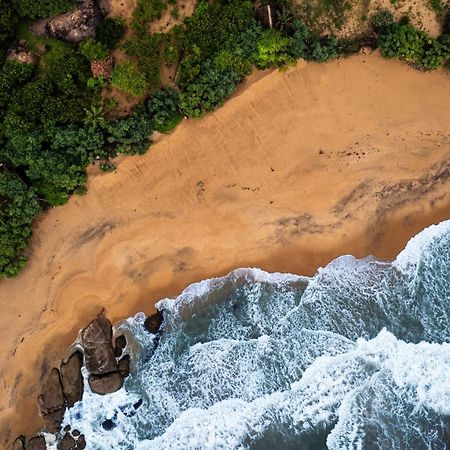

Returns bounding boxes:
[1,53,450,446]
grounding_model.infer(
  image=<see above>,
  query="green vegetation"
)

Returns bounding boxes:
[80,38,109,61]
[111,62,149,97]
[148,87,182,132]
[96,17,126,50]
[1,0,450,277]
[13,0,77,19]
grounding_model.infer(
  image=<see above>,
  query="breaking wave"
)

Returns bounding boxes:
[51,221,450,449]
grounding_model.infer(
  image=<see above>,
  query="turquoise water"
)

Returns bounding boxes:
[51,221,450,449]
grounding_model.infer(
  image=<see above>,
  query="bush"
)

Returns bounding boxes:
[12,0,76,19]
[79,38,109,61]
[0,171,41,277]
[307,35,338,61]
[370,9,394,32]
[122,31,161,85]
[179,62,241,117]
[133,0,167,24]
[106,108,153,154]
[253,29,294,68]
[378,23,427,63]
[96,17,125,50]
[0,0,18,44]
[147,87,182,132]
[111,62,148,97]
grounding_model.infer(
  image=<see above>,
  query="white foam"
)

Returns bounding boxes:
[394,219,450,273]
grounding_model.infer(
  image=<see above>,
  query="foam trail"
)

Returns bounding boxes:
[47,220,450,449]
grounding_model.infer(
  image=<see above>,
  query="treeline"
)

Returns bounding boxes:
[1,0,450,277]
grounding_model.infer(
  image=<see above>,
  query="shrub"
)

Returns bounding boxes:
[12,0,76,19]
[111,62,148,97]
[253,29,294,68]
[96,17,125,50]
[307,35,338,61]
[179,62,241,117]
[370,8,394,32]
[0,171,40,277]
[122,31,161,85]
[106,108,153,154]
[378,23,427,63]
[79,38,109,61]
[147,87,182,132]
[133,0,167,24]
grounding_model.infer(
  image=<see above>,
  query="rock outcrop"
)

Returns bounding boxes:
[46,0,102,43]
[28,436,47,450]
[114,334,127,358]
[81,313,127,395]
[144,310,164,334]
[61,351,84,407]
[57,432,86,450]
[38,369,66,433]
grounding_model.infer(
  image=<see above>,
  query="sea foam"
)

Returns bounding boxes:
[48,220,450,449]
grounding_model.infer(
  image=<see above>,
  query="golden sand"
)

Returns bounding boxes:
[1,53,450,445]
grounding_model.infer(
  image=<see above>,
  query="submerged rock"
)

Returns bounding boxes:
[46,0,102,43]
[88,372,123,395]
[114,334,127,358]
[57,432,86,450]
[118,354,130,378]
[38,368,66,433]
[61,351,84,407]
[81,313,117,375]
[28,435,46,450]
[144,310,164,334]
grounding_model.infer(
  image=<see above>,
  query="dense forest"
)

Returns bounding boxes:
[0,0,449,277]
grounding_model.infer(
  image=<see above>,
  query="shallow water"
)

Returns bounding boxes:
[51,221,450,449]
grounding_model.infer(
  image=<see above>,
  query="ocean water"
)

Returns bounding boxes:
[50,221,450,449]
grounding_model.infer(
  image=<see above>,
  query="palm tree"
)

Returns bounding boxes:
[84,105,107,129]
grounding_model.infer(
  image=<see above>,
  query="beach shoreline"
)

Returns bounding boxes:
[1,53,450,446]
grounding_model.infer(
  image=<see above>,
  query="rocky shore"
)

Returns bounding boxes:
[12,311,163,449]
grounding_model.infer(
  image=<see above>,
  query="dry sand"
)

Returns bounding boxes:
[1,53,450,446]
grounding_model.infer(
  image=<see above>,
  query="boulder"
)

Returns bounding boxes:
[255,5,275,28]
[6,47,37,65]
[46,0,103,43]
[38,368,66,433]
[88,372,123,395]
[61,351,84,407]
[57,434,76,450]
[144,310,164,334]
[118,354,130,378]
[81,313,117,375]
[56,432,86,450]
[28,436,46,450]
[114,334,127,358]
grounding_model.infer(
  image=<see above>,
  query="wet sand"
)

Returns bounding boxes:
[1,53,450,446]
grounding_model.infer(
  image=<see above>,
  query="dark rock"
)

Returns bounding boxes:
[114,335,127,358]
[44,409,66,434]
[133,398,143,410]
[76,435,86,449]
[63,424,71,432]
[88,372,123,395]
[81,313,118,375]
[28,436,46,450]
[72,430,80,437]
[118,354,130,378]
[46,0,103,43]
[101,419,117,431]
[38,368,66,433]
[61,351,84,407]
[11,436,25,450]
[144,310,164,334]
[57,433,76,450]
